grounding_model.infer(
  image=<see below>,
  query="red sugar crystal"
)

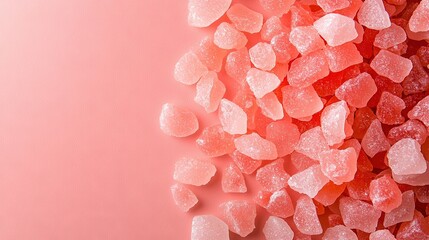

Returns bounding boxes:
[287,50,330,88]
[374,23,406,49]
[256,158,289,192]
[396,211,429,240]
[408,0,429,33]
[376,91,406,125]
[263,216,294,240]
[402,55,429,95]
[347,171,376,201]
[369,230,396,240]
[222,163,247,193]
[196,125,235,157]
[170,183,198,212]
[229,150,261,174]
[357,0,391,30]
[290,151,318,171]
[369,175,402,213]
[314,181,347,206]
[266,121,300,157]
[415,186,429,203]
[270,32,300,64]
[260,188,295,218]
[324,42,363,73]
[339,197,382,233]
[235,133,278,160]
[294,195,323,235]
[256,92,284,121]
[219,200,256,237]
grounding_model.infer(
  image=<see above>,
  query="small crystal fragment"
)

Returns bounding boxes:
[374,23,407,49]
[396,211,429,240]
[357,0,391,30]
[387,138,427,175]
[234,133,278,160]
[222,163,247,193]
[370,49,412,83]
[288,164,330,198]
[227,4,264,34]
[384,190,415,227]
[261,188,295,218]
[313,13,358,47]
[173,158,216,186]
[376,91,406,125]
[219,200,256,237]
[261,16,288,42]
[225,48,251,83]
[174,52,208,85]
[263,216,294,240]
[295,126,330,160]
[293,195,323,235]
[256,92,284,121]
[361,119,390,158]
[321,100,350,146]
[195,72,226,113]
[408,0,429,33]
[170,183,198,212]
[287,50,330,88]
[256,158,289,192]
[196,125,235,157]
[408,96,429,127]
[319,148,358,185]
[289,26,325,55]
[336,73,377,108]
[369,175,402,213]
[249,43,277,71]
[191,215,230,240]
[322,225,358,240]
[387,120,428,145]
[214,22,248,50]
[339,197,382,233]
[188,0,232,28]
[230,150,262,174]
[219,99,247,135]
[324,42,363,72]
[159,103,199,137]
[246,68,281,98]
[271,32,300,64]
[315,181,347,206]
[282,85,324,119]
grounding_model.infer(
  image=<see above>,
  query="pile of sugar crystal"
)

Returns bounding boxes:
[161,0,429,239]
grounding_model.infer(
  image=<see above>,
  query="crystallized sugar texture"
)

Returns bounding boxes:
[171,183,198,212]
[263,216,294,240]
[191,215,229,240]
[361,119,390,158]
[214,23,248,50]
[319,148,357,185]
[408,96,429,127]
[321,100,350,146]
[227,4,263,34]
[160,103,199,137]
[219,200,256,237]
[370,50,412,83]
[196,125,235,157]
[266,121,300,157]
[289,26,325,55]
[369,175,402,213]
[174,158,216,186]
[293,195,323,235]
[195,72,226,113]
[324,42,363,73]
[188,0,232,27]
[387,138,427,175]
[234,133,278,160]
[339,197,382,233]
[295,126,329,161]
[322,225,358,240]
[249,43,277,71]
[246,68,281,98]
[287,50,330,88]
[313,13,358,47]
[369,230,396,240]
[174,52,208,85]
[256,92,284,121]
[256,158,289,192]
[222,163,247,193]
[409,0,429,33]
[282,85,323,119]
[357,0,390,30]
[335,73,377,108]
[288,164,329,198]
[219,99,247,134]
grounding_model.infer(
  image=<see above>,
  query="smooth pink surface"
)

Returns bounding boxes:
[0,0,264,239]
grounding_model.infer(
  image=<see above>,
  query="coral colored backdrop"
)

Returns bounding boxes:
[0,0,270,239]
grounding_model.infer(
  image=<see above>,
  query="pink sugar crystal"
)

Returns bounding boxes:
[290,151,318,171]
[392,161,429,186]
[376,91,406,125]
[261,188,295,218]
[222,163,247,193]
[266,121,300,157]
[261,16,288,42]
[188,0,232,28]
[408,0,429,33]
[225,48,251,83]
[370,50,412,83]
[396,211,429,240]
[387,120,428,145]
[339,197,382,233]
[195,72,226,113]
[295,126,329,160]
[271,33,300,64]
[170,183,198,212]
[259,0,295,16]
[196,125,235,157]
[293,195,323,235]
[387,138,427,175]
[194,37,227,72]
[322,225,358,240]
[319,148,358,185]
[370,230,396,240]
[315,181,347,206]
[324,42,363,73]
[219,200,256,237]
[263,216,294,240]
[214,23,248,50]
[159,103,199,137]
[174,52,208,85]
[369,175,402,213]
[374,23,407,49]
[287,50,330,88]
[288,164,330,198]
[313,13,358,47]
[357,0,391,30]
[256,92,284,121]
[226,4,264,34]
[408,96,429,127]
[191,215,229,240]
[335,72,377,108]
[234,133,278,160]
[317,0,350,12]
[249,43,277,71]
[321,100,350,146]
[289,26,325,56]
[173,158,216,186]
[246,68,281,98]
[281,85,324,119]
[230,150,262,174]
[219,99,247,134]
[256,158,289,191]
[361,119,390,158]
[384,190,415,227]
[289,5,315,28]
[335,0,362,18]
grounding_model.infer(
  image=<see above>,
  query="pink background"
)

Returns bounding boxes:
[0,0,270,239]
